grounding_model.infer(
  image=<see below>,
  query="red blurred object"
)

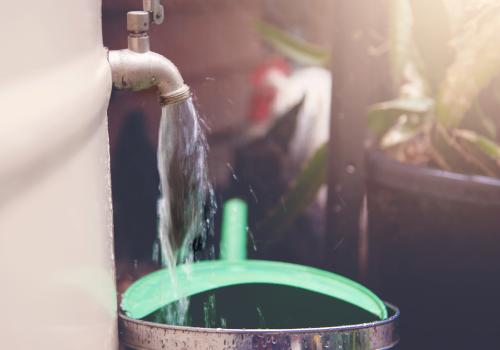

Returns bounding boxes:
[249,57,290,123]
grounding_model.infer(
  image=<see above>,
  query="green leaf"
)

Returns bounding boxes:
[454,129,500,160]
[431,126,499,177]
[436,5,500,127]
[479,113,498,140]
[409,0,454,93]
[255,143,327,240]
[254,20,330,67]
[380,116,424,149]
[368,97,433,137]
[388,0,416,86]
[470,102,497,140]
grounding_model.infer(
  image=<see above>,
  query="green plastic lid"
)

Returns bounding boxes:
[121,199,388,321]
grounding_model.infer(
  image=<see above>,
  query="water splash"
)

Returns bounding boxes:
[247,227,258,252]
[248,185,259,204]
[226,163,239,181]
[157,97,216,325]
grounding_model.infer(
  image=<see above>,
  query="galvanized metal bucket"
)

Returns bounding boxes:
[119,302,399,350]
[119,200,399,349]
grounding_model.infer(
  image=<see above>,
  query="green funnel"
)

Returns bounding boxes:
[121,199,388,321]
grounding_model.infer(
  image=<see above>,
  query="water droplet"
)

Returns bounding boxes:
[247,228,258,252]
[280,197,287,211]
[249,186,259,203]
[226,163,239,181]
[345,164,356,174]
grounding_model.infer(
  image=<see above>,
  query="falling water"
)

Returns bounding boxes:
[156,97,216,325]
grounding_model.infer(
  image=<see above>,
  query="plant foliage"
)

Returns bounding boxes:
[370,0,500,177]
[254,20,331,67]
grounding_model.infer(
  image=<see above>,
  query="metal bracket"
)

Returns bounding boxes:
[143,0,164,25]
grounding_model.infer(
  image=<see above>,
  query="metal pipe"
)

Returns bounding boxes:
[108,49,190,106]
[326,0,390,278]
[108,11,190,106]
[143,0,164,25]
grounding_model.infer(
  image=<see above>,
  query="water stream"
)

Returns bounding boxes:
[156,97,216,325]
[151,98,375,330]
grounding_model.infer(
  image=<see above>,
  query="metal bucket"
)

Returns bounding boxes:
[119,200,399,349]
[119,302,399,350]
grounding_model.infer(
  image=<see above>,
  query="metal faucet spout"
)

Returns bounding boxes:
[108,49,190,106]
[108,10,190,106]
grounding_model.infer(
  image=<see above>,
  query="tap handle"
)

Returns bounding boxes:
[143,0,165,25]
[127,11,150,34]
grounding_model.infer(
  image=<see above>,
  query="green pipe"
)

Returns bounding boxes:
[220,198,248,261]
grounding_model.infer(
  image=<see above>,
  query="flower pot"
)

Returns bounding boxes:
[366,150,500,349]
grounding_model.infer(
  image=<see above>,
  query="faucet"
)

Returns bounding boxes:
[108,1,191,106]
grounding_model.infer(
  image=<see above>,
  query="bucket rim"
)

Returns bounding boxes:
[119,302,399,335]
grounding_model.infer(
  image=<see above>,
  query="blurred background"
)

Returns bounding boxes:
[105,1,500,349]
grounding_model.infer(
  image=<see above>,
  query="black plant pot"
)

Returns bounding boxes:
[366,150,500,350]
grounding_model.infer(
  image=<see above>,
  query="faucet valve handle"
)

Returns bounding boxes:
[127,11,150,34]
[143,0,165,25]
[127,11,151,52]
